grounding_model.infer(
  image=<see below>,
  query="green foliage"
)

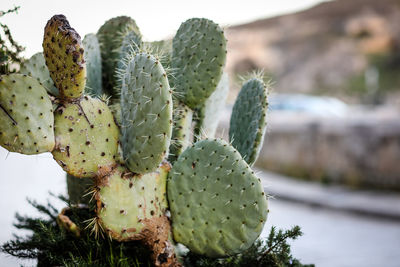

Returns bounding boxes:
[1,195,152,267]
[183,226,314,267]
[1,195,312,267]
[0,6,25,74]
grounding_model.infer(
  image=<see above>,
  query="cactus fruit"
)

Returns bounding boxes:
[43,15,86,99]
[83,34,103,97]
[229,78,269,166]
[172,18,227,109]
[120,52,172,174]
[168,139,268,257]
[52,95,119,178]
[169,102,193,163]
[97,16,141,97]
[0,74,55,154]
[20,52,59,96]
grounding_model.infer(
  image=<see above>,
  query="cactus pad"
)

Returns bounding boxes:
[83,34,103,97]
[20,52,59,96]
[172,18,226,109]
[229,78,268,166]
[52,95,119,177]
[43,15,86,99]
[95,162,169,241]
[118,30,142,67]
[168,138,268,257]
[121,52,172,174]
[97,16,141,96]
[0,74,55,154]
[169,101,193,163]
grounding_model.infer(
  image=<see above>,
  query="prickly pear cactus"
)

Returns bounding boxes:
[52,95,119,178]
[95,163,169,241]
[83,34,103,97]
[95,162,178,266]
[97,16,141,97]
[120,52,172,174]
[0,74,55,154]
[229,78,269,166]
[19,52,59,96]
[169,101,193,163]
[0,12,275,267]
[43,15,86,99]
[172,18,227,109]
[168,139,268,257]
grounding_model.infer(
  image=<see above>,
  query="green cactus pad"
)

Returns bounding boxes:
[118,30,142,68]
[194,72,229,140]
[229,78,268,166]
[168,101,193,163]
[97,16,141,97]
[0,74,55,154]
[43,15,86,99]
[121,52,172,174]
[168,138,268,257]
[52,95,119,178]
[95,162,169,241]
[83,34,103,97]
[172,18,226,109]
[20,52,59,97]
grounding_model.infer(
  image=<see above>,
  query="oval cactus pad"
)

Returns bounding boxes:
[229,78,268,166]
[121,52,172,174]
[43,15,86,99]
[96,163,169,241]
[168,139,268,257]
[172,18,226,109]
[83,33,103,97]
[97,16,141,96]
[52,96,119,177]
[20,52,59,97]
[0,74,55,154]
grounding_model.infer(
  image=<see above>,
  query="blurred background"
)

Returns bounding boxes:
[1,0,400,266]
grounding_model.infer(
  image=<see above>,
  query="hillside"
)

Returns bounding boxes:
[226,0,400,102]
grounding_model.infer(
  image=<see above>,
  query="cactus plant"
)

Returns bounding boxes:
[0,14,272,266]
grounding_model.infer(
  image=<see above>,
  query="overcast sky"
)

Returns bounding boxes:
[2,0,329,57]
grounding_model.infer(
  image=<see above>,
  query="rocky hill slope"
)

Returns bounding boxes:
[226,0,400,101]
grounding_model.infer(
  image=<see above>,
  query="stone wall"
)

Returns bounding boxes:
[253,112,400,189]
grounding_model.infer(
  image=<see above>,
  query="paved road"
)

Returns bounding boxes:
[261,200,400,267]
[0,147,399,266]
